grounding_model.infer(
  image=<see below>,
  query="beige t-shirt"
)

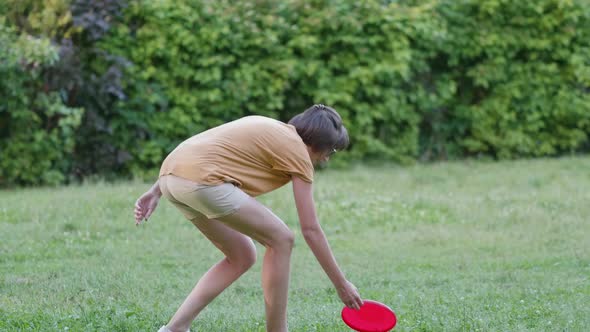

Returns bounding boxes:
[159,116,314,197]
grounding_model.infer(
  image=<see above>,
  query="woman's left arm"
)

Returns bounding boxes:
[292,176,362,309]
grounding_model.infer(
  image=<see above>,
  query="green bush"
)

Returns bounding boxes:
[102,0,439,174]
[0,23,83,186]
[277,1,435,163]
[1,0,589,186]
[418,0,590,159]
[106,0,588,174]
[1,0,132,184]
[102,1,300,175]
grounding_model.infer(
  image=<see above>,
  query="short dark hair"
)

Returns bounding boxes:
[288,104,349,153]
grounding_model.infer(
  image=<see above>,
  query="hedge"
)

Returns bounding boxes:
[1,0,589,186]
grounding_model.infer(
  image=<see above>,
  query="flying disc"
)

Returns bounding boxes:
[341,300,397,332]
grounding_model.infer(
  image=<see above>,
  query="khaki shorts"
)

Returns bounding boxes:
[159,174,249,220]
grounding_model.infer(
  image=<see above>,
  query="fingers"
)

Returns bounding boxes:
[134,200,145,225]
[134,210,143,225]
[354,296,363,310]
[143,210,150,221]
[134,194,159,225]
[354,287,363,310]
[348,296,362,310]
[346,284,363,310]
[339,281,362,310]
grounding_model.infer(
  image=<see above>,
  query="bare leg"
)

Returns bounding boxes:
[260,238,293,332]
[167,197,293,332]
[166,217,257,332]
[216,198,294,332]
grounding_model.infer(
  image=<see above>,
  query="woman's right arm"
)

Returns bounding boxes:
[134,179,162,225]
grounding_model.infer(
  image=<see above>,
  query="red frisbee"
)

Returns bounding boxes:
[341,300,397,332]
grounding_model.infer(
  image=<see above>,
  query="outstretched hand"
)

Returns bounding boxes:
[134,190,160,225]
[337,280,363,310]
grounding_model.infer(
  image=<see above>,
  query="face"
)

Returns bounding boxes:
[306,146,337,167]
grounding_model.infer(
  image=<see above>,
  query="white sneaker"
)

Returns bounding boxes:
[158,325,190,332]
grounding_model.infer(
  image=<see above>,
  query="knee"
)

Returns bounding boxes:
[284,230,295,249]
[233,240,257,272]
[271,229,295,252]
[242,241,258,269]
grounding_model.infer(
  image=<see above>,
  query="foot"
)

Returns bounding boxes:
[157,325,190,332]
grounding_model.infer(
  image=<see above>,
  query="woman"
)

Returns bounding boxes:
[134,104,362,332]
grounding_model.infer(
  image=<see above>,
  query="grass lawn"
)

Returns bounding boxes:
[1,157,589,331]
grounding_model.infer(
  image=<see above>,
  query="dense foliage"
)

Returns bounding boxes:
[1,0,589,186]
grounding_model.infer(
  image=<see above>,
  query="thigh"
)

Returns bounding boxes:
[191,216,256,261]
[215,197,293,248]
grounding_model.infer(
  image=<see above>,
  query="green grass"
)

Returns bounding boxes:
[1,157,589,331]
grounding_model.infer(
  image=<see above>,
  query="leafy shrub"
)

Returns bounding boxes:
[418,0,590,159]
[1,0,131,184]
[101,0,440,174]
[1,0,589,186]
[0,24,83,186]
